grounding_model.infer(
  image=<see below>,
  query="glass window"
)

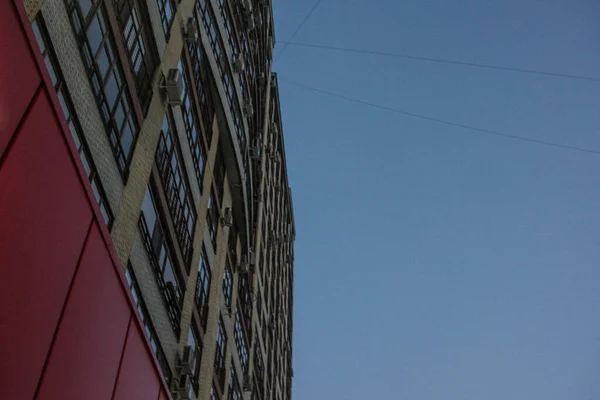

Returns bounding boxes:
[195,246,211,327]
[142,188,157,233]
[155,112,196,261]
[214,318,227,387]
[186,325,202,382]
[66,0,139,176]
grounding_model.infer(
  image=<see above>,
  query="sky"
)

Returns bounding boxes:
[271,1,600,399]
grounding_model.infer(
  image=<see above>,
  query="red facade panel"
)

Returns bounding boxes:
[36,223,132,400]
[0,90,93,400]
[0,1,173,399]
[112,326,162,400]
[159,390,170,400]
[0,1,41,156]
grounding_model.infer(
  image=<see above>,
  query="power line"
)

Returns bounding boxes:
[274,1,324,63]
[279,78,600,155]
[279,41,600,83]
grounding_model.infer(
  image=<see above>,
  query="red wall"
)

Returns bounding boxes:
[0,2,171,399]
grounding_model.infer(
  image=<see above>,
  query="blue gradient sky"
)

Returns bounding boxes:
[272,1,600,399]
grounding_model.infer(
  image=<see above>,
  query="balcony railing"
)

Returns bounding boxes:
[138,217,181,335]
[155,134,195,263]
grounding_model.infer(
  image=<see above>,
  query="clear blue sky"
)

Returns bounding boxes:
[272,1,600,399]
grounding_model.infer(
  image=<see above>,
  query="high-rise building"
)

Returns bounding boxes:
[18,0,295,399]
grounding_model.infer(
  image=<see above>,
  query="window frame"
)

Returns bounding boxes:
[156,110,197,264]
[139,185,183,334]
[65,0,140,177]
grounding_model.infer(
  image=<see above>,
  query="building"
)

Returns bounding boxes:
[14,0,295,399]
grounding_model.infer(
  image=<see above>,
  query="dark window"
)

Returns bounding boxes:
[228,365,242,400]
[156,0,176,36]
[115,0,159,113]
[214,318,227,388]
[186,15,214,139]
[187,325,202,394]
[196,247,211,328]
[234,311,249,373]
[66,0,139,175]
[139,186,182,333]
[31,16,114,228]
[124,264,172,385]
[206,190,219,247]
[213,145,226,201]
[253,344,264,396]
[210,382,221,400]
[196,1,246,154]
[156,111,196,263]
[223,260,233,310]
[179,58,207,192]
[238,273,252,332]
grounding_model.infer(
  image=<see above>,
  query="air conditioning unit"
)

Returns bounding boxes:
[171,374,192,400]
[250,138,261,159]
[243,100,254,117]
[162,69,183,106]
[269,315,276,331]
[184,17,196,40]
[257,73,266,86]
[246,12,256,30]
[237,257,249,274]
[221,207,233,227]
[243,374,253,392]
[177,345,196,375]
[250,145,261,159]
[254,12,263,28]
[233,55,245,73]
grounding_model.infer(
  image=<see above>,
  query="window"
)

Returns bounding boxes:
[210,382,220,400]
[196,2,246,155]
[213,145,226,201]
[124,264,172,385]
[140,186,182,333]
[157,0,176,35]
[156,112,196,262]
[66,0,139,175]
[32,16,114,228]
[115,0,159,113]
[196,247,211,328]
[187,325,202,393]
[214,318,227,388]
[238,273,252,331]
[253,344,264,393]
[228,366,242,400]
[234,311,249,373]
[222,261,233,310]
[179,58,207,192]
[206,190,219,247]
[186,15,214,139]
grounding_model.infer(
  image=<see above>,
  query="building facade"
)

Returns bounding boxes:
[20,0,295,399]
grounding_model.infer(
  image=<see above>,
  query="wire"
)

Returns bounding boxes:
[274,0,324,63]
[279,77,600,155]
[279,41,600,83]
